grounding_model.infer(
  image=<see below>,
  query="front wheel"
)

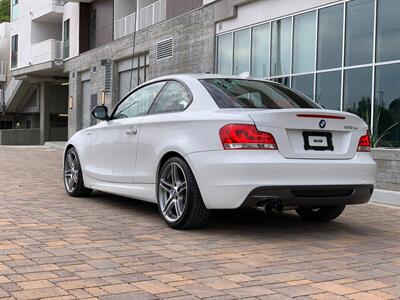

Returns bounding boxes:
[296,205,346,222]
[64,147,92,197]
[157,157,209,229]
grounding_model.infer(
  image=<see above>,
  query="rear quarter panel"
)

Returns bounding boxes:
[134,110,253,184]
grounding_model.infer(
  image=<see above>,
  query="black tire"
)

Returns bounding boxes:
[296,205,346,222]
[63,147,92,197]
[157,157,210,229]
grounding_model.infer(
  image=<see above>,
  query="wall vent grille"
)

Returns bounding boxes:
[156,38,173,61]
[104,63,112,92]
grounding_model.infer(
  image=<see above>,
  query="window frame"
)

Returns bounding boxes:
[110,80,167,120]
[147,80,193,116]
[110,79,192,120]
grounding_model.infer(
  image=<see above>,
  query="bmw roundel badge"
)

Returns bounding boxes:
[319,119,327,129]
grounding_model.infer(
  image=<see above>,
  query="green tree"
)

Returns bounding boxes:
[0,0,10,23]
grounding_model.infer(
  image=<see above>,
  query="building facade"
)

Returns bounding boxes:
[3,0,398,147]
[215,0,400,148]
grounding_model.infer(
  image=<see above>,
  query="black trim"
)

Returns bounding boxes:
[110,79,193,120]
[241,185,374,208]
[303,131,334,151]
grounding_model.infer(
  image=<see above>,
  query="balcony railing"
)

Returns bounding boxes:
[31,39,63,65]
[31,0,65,21]
[114,12,136,40]
[139,0,167,30]
[0,61,6,82]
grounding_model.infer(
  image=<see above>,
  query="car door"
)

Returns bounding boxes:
[87,81,166,183]
[135,80,193,184]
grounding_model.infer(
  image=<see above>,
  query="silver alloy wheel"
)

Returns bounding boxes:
[158,162,188,223]
[64,151,79,193]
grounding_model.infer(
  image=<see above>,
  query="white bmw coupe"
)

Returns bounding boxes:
[64,74,376,229]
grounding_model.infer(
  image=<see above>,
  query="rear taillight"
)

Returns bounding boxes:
[357,131,371,152]
[219,124,277,150]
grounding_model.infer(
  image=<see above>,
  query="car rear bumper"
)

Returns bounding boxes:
[241,184,374,208]
[185,151,376,209]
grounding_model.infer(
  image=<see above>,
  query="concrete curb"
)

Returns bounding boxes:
[44,142,66,152]
[371,189,400,207]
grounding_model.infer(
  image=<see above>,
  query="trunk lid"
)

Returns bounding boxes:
[247,109,368,160]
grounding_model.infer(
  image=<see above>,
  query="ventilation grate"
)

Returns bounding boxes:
[104,63,112,92]
[156,38,173,61]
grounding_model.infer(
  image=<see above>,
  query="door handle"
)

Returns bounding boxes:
[126,128,138,135]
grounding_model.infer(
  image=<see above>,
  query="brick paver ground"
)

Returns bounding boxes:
[0,146,399,300]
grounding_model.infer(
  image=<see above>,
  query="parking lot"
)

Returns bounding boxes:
[0,146,399,299]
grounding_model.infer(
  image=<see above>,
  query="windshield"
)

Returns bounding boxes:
[201,78,320,109]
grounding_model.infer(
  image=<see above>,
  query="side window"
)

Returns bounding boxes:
[113,82,165,119]
[149,81,191,114]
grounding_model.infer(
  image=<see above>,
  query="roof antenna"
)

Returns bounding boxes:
[129,8,138,92]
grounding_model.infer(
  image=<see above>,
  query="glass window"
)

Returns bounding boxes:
[293,12,316,73]
[271,17,292,76]
[233,29,251,75]
[113,82,165,119]
[317,4,343,70]
[11,35,18,68]
[89,9,97,50]
[376,0,400,62]
[343,67,372,124]
[12,0,19,21]
[316,71,341,110]
[374,64,400,147]
[251,24,270,78]
[149,81,191,114]
[217,33,233,75]
[345,0,374,66]
[201,79,320,109]
[292,74,314,100]
[63,19,70,59]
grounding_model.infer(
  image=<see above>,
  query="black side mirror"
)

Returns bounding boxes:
[92,106,109,121]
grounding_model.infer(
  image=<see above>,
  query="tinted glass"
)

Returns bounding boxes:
[376,0,400,62]
[233,29,251,75]
[271,17,292,76]
[293,12,316,73]
[292,74,314,100]
[217,34,233,75]
[374,64,400,147]
[113,82,165,119]
[149,81,191,114]
[201,79,319,109]
[345,0,374,66]
[317,4,343,70]
[316,71,341,110]
[251,24,270,78]
[343,67,372,124]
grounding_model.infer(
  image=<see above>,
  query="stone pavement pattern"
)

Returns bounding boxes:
[0,147,399,300]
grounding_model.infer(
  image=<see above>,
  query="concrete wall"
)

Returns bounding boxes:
[216,0,341,34]
[372,149,400,192]
[31,21,62,44]
[65,4,215,137]
[0,129,40,145]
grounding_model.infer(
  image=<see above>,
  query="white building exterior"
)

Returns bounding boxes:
[10,0,65,70]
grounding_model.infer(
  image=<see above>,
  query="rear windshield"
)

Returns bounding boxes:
[201,78,320,109]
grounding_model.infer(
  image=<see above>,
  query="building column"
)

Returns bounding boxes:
[39,82,51,145]
[68,71,83,139]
